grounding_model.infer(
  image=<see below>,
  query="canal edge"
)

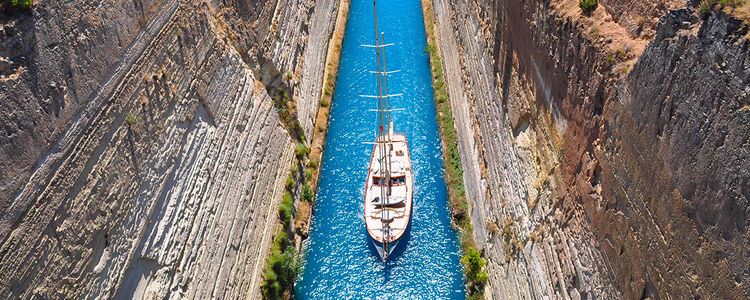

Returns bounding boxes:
[420,0,489,298]
[257,0,351,298]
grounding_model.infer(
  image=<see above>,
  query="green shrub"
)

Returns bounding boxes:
[285,176,296,191]
[319,98,330,108]
[302,183,313,202]
[274,247,300,284]
[279,192,293,225]
[261,269,280,299]
[434,80,444,90]
[461,246,488,295]
[432,62,443,74]
[278,204,292,226]
[424,43,437,54]
[578,0,598,14]
[295,143,309,159]
[264,269,278,282]
[261,245,299,299]
[305,169,313,179]
[273,230,288,250]
[4,0,32,11]
[467,293,485,300]
[125,113,137,126]
[307,159,318,168]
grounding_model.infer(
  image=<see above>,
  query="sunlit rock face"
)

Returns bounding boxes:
[0,0,338,298]
[431,0,749,298]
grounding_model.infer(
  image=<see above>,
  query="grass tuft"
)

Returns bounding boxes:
[125,113,138,127]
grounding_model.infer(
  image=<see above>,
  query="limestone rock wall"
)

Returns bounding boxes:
[434,0,620,297]
[0,0,169,217]
[602,10,749,298]
[0,0,338,298]
[431,0,749,298]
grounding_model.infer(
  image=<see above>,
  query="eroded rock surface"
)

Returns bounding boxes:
[432,0,749,298]
[0,0,338,298]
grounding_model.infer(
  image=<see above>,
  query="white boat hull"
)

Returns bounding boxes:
[364,133,413,261]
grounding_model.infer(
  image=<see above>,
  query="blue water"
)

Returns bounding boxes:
[295,0,465,298]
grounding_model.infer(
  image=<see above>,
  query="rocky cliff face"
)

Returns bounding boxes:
[0,0,338,298]
[432,0,749,298]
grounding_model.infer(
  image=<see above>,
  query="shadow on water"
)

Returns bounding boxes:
[366,220,413,283]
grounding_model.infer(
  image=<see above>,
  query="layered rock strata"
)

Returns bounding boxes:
[0,0,338,298]
[431,0,749,298]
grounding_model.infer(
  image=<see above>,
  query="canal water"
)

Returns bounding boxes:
[295,0,465,298]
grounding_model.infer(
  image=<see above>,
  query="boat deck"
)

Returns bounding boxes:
[364,134,413,244]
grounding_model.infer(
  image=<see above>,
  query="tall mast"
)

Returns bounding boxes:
[381,32,392,137]
[380,32,392,199]
[373,0,385,139]
[373,0,390,261]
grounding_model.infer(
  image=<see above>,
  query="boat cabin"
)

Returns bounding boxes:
[372,175,406,186]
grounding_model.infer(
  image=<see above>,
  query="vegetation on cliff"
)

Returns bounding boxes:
[578,0,598,14]
[2,0,31,12]
[261,1,350,298]
[272,89,305,141]
[421,0,488,298]
[261,142,311,299]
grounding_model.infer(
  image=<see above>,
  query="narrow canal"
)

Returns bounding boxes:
[296,0,465,298]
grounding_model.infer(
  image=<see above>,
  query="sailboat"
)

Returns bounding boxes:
[363,0,413,262]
